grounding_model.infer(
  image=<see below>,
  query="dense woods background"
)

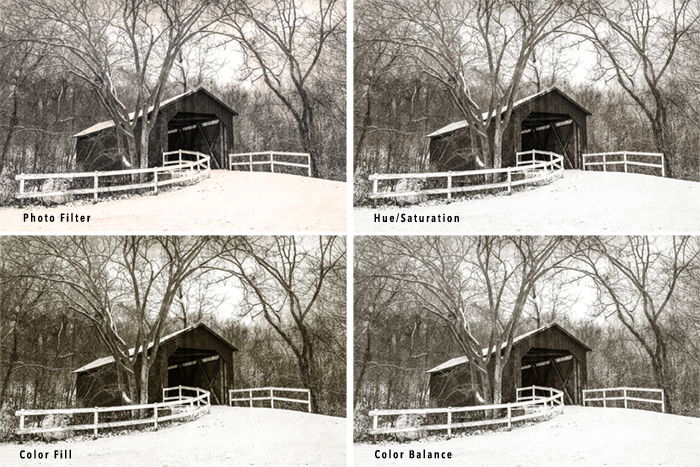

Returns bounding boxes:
[0,236,346,438]
[354,236,700,437]
[354,0,700,202]
[0,0,345,205]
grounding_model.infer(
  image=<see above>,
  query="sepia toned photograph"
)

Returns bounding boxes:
[354,236,700,466]
[353,0,700,233]
[0,0,346,232]
[0,236,347,466]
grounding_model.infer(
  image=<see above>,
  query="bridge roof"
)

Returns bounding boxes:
[426,322,591,374]
[425,87,591,138]
[73,322,238,374]
[73,87,238,138]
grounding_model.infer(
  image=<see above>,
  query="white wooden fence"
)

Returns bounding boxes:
[368,149,564,202]
[15,150,211,202]
[367,385,563,438]
[582,151,665,177]
[15,385,210,438]
[582,387,665,412]
[228,386,312,413]
[228,151,311,177]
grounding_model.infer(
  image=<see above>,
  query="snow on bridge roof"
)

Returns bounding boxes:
[426,322,591,374]
[425,87,591,138]
[72,87,238,138]
[73,322,238,374]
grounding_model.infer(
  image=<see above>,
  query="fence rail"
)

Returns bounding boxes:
[228,386,311,413]
[15,150,211,202]
[367,385,563,438]
[582,387,665,412]
[15,385,210,437]
[368,150,564,201]
[228,151,311,177]
[582,151,665,177]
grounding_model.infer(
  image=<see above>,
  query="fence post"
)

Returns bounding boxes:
[661,390,665,413]
[507,404,512,430]
[603,390,607,408]
[249,154,253,171]
[270,152,275,173]
[307,154,312,177]
[507,170,512,195]
[93,172,99,202]
[19,176,25,197]
[249,389,253,408]
[372,178,378,197]
[19,413,24,442]
[447,410,452,437]
[154,170,159,194]
[178,386,182,401]
[178,149,182,165]
[154,405,158,430]
[661,154,666,177]
[307,390,312,413]
[93,409,98,438]
[623,153,628,173]
[447,174,452,202]
[624,388,628,408]
[270,388,274,409]
[603,153,607,172]
[372,413,378,442]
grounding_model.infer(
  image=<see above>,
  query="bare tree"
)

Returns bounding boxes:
[375,0,578,170]
[8,0,230,170]
[219,0,345,177]
[575,0,700,177]
[13,236,213,405]
[572,236,700,413]
[360,236,571,405]
[217,236,345,412]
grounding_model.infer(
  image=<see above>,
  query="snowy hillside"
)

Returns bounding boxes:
[355,406,700,467]
[0,171,346,232]
[355,170,700,234]
[0,407,346,467]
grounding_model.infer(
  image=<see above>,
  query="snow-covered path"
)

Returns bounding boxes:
[355,171,700,234]
[0,171,346,233]
[355,406,700,467]
[0,407,346,466]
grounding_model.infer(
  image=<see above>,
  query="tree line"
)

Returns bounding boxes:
[0,235,346,438]
[354,236,700,437]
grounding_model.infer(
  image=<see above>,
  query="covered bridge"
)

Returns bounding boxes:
[73,87,237,171]
[73,323,237,407]
[426,87,590,171]
[427,322,590,407]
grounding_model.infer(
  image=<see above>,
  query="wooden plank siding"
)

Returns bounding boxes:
[428,323,590,408]
[428,88,590,172]
[75,88,237,171]
[74,323,237,407]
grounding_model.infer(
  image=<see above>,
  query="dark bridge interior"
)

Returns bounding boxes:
[520,347,580,404]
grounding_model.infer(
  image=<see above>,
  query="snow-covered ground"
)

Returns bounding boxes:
[355,171,700,234]
[355,406,700,467]
[0,406,346,466]
[0,171,346,233]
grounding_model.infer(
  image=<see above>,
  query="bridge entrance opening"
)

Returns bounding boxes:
[166,112,224,167]
[167,347,226,404]
[520,111,582,169]
[520,347,580,404]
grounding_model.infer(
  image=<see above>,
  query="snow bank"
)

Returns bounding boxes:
[0,407,346,466]
[0,171,346,233]
[355,406,700,466]
[355,170,700,234]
